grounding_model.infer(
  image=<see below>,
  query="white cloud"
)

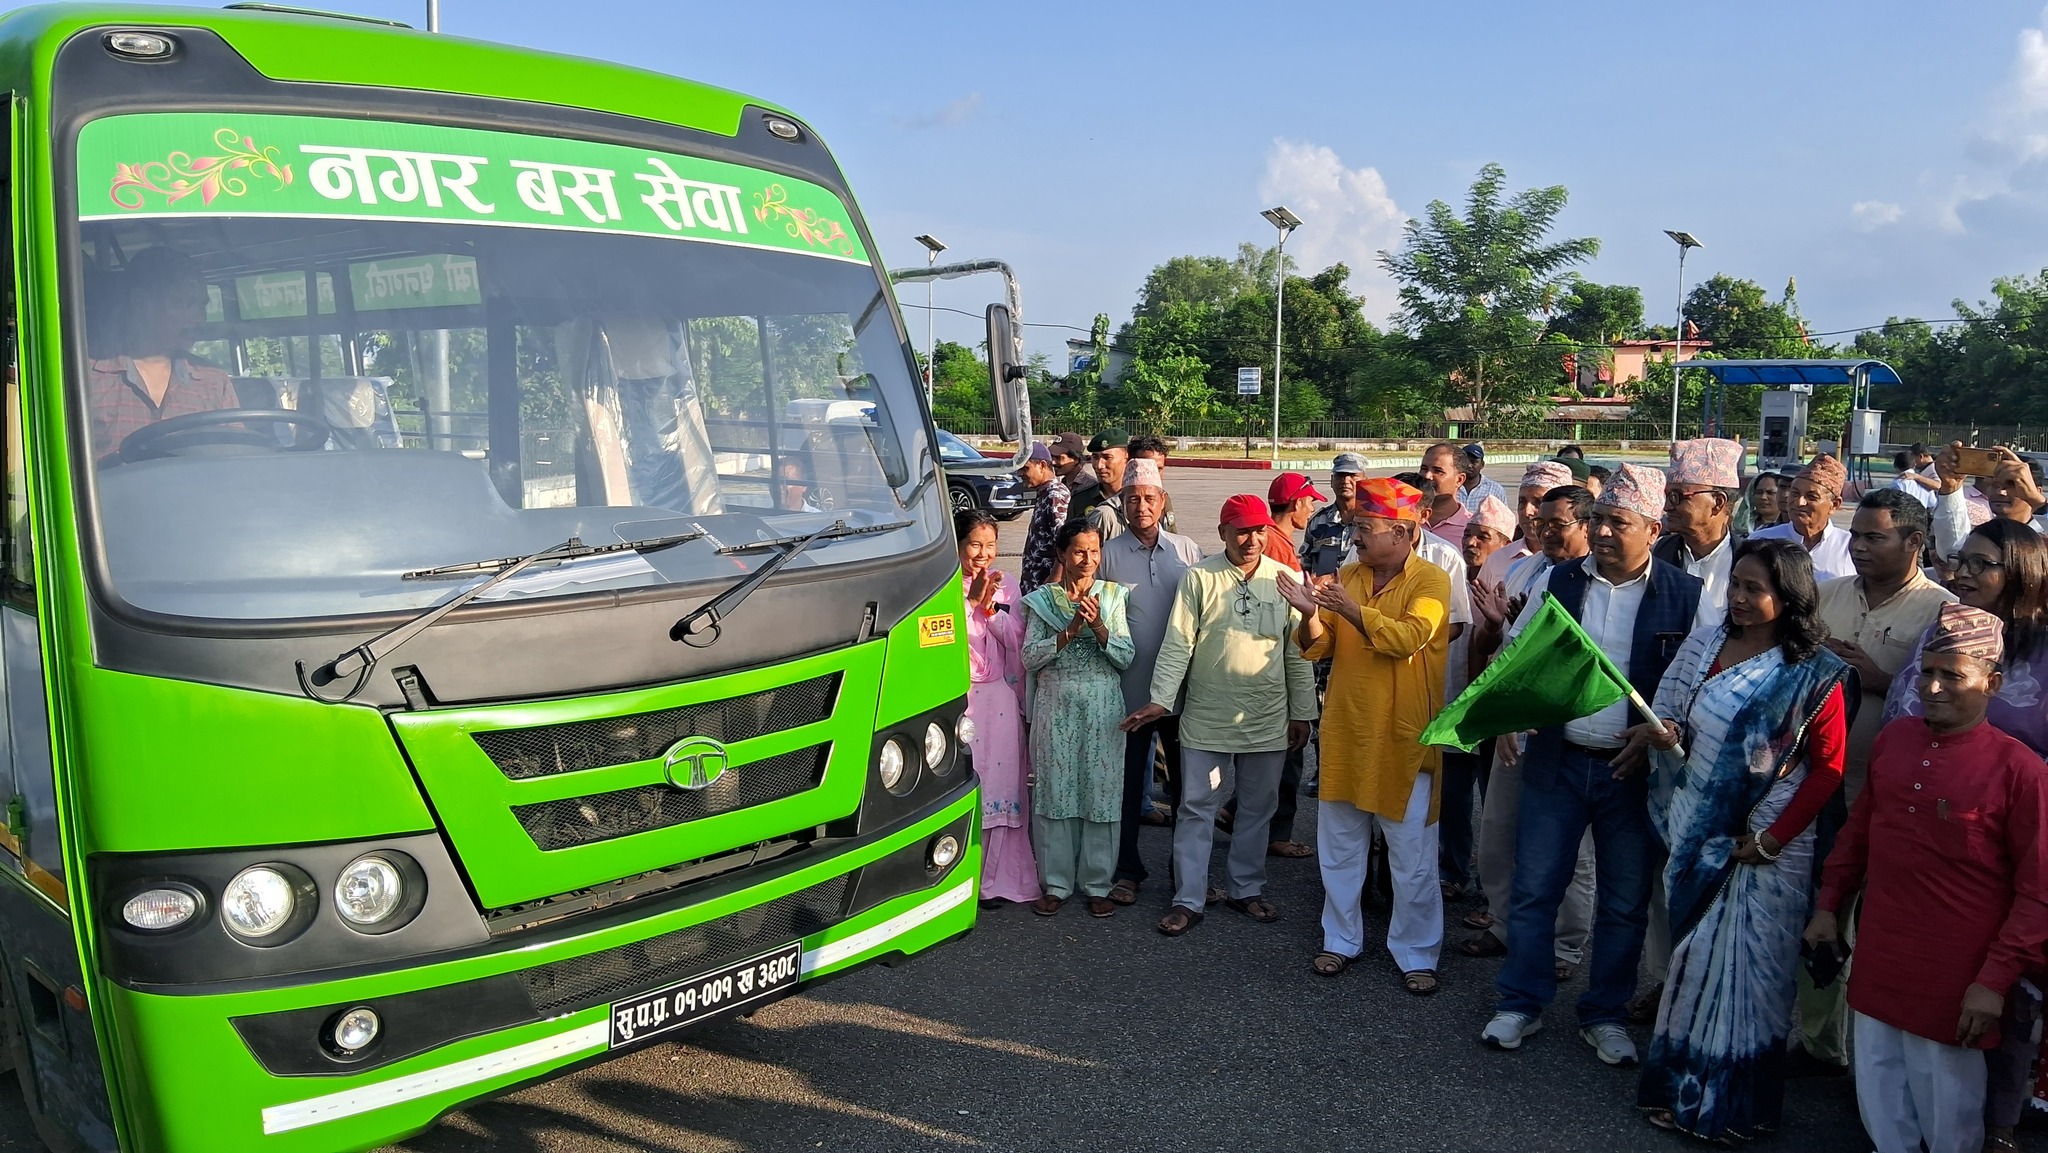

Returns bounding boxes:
[1850,200,1903,228]
[895,93,981,132]
[1256,139,1406,320]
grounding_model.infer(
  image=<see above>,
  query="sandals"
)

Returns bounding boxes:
[1205,886,1226,906]
[1107,879,1140,906]
[1554,960,1575,982]
[1646,1110,1678,1133]
[1031,895,1064,917]
[1223,895,1280,923]
[1267,840,1314,859]
[1312,951,1354,976]
[1402,969,1439,996]
[1462,910,1495,931]
[1156,906,1204,937]
[1459,932,1508,958]
[1087,896,1116,918]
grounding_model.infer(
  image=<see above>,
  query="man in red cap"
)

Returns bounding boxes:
[1266,472,1327,575]
[1257,471,1328,858]
[1125,494,1316,938]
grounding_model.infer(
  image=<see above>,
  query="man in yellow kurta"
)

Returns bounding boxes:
[1279,477,1450,993]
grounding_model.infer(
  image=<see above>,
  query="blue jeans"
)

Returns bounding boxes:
[1495,744,1654,1027]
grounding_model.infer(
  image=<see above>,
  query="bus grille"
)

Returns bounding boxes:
[521,877,849,1015]
[511,744,830,851]
[472,673,841,780]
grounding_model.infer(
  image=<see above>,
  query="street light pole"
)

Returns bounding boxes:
[426,0,438,31]
[1261,207,1302,468]
[1663,230,1702,443]
[914,234,947,406]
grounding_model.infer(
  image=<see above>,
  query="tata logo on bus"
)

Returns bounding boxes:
[662,736,729,791]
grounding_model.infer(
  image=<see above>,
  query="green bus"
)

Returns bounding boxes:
[0,5,1025,1150]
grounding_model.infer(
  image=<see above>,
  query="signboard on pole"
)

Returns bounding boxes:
[1236,367,1262,396]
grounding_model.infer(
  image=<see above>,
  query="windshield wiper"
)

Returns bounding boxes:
[400,529,704,580]
[670,519,911,648]
[298,529,707,703]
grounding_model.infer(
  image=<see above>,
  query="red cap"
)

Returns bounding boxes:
[1219,494,1275,530]
[1267,472,1329,504]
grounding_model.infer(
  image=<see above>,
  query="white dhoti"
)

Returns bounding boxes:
[1318,782,1442,973]
[1852,1011,1986,1153]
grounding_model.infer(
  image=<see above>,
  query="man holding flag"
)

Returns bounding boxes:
[1461,463,1702,1064]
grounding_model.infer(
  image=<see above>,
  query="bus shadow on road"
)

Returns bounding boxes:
[391,997,1083,1153]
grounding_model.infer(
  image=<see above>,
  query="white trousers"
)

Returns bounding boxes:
[1853,1011,1986,1153]
[1319,784,1442,973]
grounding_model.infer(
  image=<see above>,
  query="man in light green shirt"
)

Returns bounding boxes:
[1124,494,1316,936]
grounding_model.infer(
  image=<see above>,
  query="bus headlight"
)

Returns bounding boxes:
[955,712,976,749]
[923,722,947,769]
[221,866,296,939]
[877,739,906,790]
[121,887,198,931]
[334,855,404,927]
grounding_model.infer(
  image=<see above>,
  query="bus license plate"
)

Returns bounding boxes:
[607,941,802,1049]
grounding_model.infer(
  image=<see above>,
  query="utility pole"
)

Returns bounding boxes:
[1261,207,1302,468]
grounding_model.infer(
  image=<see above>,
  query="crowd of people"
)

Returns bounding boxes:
[955,430,2048,1153]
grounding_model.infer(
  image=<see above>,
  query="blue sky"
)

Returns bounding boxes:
[98,1,2048,360]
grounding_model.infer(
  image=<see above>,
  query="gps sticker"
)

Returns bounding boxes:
[918,614,957,647]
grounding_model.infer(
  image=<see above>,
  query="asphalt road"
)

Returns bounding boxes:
[0,460,2023,1152]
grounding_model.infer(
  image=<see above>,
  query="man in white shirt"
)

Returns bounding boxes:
[1458,442,1510,514]
[1748,453,1855,581]
[1654,437,1745,630]
[1890,443,1939,511]
[1482,465,1703,1066]
[1477,461,1572,594]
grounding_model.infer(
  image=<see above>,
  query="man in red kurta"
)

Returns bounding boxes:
[1807,602,2048,1153]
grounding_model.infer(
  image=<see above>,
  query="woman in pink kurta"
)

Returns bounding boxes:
[958,510,1039,903]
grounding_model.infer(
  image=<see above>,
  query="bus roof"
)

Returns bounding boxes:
[0,3,778,138]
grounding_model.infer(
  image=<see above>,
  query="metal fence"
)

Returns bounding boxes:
[944,415,1715,446]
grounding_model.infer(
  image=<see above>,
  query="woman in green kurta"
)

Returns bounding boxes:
[1022,522,1135,917]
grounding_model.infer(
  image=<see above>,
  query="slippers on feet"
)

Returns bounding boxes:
[1402,969,1439,996]
[1107,880,1139,906]
[1311,951,1353,976]
[1156,906,1203,936]
[1223,895,1280,923]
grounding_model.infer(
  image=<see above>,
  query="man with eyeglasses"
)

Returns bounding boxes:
[1124,494,1315,938]
[1654,438,1746,630]
[1278,478,1452,992]
[1750,453,1856,581]
[1463,484,1599,983]
[1483,464,1702,1066]
[1098,460,1204,908]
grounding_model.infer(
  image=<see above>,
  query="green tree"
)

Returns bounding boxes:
[1548,281,1643,346]
[1379,163,1600,417]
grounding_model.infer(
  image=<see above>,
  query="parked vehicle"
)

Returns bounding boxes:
[937,428,1032,519]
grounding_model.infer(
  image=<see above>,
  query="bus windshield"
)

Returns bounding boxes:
[67,111,938,623]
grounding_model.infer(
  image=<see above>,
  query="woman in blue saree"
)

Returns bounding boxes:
[1632,540,1850,1142]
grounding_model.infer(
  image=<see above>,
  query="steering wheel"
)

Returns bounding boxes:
[118,408,334,463]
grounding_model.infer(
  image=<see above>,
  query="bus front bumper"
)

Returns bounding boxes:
[100,786,981,1153]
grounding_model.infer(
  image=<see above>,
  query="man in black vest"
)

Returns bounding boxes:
[1482,463,1703,1067]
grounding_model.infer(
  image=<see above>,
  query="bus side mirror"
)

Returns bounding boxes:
[985,303,1025,441]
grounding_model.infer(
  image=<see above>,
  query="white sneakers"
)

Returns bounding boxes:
[1481,1013,1640,1068]
[1580,1023,1640,1067]
[1480,1012,1543,1050]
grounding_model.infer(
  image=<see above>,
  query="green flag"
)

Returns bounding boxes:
[1419,592,1637,752]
